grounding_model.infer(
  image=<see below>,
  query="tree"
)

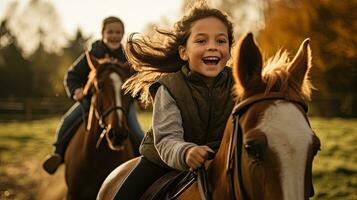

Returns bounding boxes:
[6,0,66,56]
[28,28,60,97]
[0,20,32,98]
[258,0,357,117]
[53,29,90,96]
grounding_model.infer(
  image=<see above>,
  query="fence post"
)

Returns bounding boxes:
[25,98,33,120]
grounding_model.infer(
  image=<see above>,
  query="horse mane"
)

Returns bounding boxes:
[234,48,313,102]
[263,49,313,101]
[96,64,118,79]
[95,62,131,82]
[83,61,131,96]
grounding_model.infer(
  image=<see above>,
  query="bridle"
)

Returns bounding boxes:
[226,92,309,200]
[92,76,128,148]
[84,51,129,148]
[94,83,127,129]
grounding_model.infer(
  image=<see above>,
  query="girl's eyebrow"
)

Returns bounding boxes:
[193,32,228,37]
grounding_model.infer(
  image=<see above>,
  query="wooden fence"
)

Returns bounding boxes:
[0,95,356,121]
[0,97,73,121]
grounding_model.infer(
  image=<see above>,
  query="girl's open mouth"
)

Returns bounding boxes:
[202,56,220,65]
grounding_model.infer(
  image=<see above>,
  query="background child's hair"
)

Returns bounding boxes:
[123,0,234,105]
[102,16,125,34]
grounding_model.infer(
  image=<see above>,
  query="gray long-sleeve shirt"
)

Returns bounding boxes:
[153,86,197,171]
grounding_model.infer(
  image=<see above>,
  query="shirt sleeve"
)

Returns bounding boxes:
[153,86,197,171]
[64,53,90,98]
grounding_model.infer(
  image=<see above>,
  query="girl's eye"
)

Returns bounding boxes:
[217,39,227,44]
[195,39,206,44]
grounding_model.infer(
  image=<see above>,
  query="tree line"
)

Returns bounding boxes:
[0,19,88,99]
[257,0,357,117]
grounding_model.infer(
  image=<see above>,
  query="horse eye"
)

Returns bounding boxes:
[244,142,262,160]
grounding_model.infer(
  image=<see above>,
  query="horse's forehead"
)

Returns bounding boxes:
[109,72,123,84]
[257,100,313,144]
[257,100,314,199]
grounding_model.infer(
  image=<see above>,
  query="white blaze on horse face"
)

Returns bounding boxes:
[110,73,123,122]
[258,100,313,200]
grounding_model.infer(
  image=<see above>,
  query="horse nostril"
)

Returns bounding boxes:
[108,127,128,144]
[108,128,115,140]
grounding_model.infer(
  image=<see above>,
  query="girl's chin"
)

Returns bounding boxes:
[107,44,121,50]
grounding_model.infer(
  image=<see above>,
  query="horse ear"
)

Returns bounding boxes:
[288,38,312,87]
[233,33,263,94]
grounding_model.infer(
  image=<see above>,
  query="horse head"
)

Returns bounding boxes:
[227,33,321,200]
[84,52,133,151]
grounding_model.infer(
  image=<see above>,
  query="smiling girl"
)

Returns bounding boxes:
[114,1,235,199]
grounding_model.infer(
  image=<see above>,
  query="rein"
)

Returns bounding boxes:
[226,92,308,200]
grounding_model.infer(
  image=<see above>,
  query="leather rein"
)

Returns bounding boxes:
[226,92,308,200]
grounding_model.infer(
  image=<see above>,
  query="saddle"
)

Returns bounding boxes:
[140,170,196,200]
[140,141,220,200]
[62,112,88,153]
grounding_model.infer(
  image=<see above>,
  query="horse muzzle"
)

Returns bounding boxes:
[106,127,129,151]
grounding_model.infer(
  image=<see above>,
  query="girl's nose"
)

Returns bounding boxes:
[207,46,218,51]
[207,41,218,51]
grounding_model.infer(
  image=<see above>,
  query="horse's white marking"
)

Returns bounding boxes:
[110,73,123,121]
[258,100,313,200]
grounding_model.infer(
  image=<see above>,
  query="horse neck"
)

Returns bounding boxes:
[208,115,240,199]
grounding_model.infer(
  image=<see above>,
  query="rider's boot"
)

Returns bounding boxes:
[42,150,63,175]
[43,100,89,175]
[42,117,70,175]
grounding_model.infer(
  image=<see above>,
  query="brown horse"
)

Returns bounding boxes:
[64,52,136,199]
[97,33,321,200]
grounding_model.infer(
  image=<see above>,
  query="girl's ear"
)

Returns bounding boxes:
[233,33,263,93]
[179,45,188,61]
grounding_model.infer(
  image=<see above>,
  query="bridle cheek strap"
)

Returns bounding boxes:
[226,113,249,200]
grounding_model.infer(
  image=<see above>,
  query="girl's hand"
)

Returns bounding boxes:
[185,145,215,171]
[73,88,84,101]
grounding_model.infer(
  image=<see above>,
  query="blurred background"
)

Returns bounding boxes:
[0,0,356,199]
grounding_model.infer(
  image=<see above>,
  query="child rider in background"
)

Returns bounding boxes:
[42,16,144,175]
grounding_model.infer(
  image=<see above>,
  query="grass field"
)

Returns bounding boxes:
[0,114,356,199]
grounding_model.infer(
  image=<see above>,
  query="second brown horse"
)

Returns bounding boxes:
[64,53,136,199]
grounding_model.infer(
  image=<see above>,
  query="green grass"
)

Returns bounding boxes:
[0,115,356,199]
[0,113,152,200]
[310,118,357,200]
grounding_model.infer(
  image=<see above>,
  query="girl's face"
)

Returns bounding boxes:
[102,22,124,50]
[179,17,230,78]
